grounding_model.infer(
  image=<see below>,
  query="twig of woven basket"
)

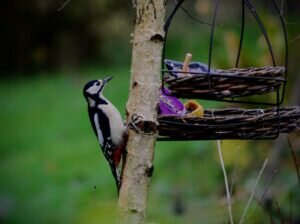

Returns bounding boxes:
[158,106,300,140]
[164,66,285,99]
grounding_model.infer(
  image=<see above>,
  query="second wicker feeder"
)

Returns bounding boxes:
[158,107,300,140]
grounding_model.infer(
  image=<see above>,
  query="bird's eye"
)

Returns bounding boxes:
[96,82,100,86]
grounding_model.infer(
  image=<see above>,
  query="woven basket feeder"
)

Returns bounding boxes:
[157,106,300,140]
[163,60,286,100]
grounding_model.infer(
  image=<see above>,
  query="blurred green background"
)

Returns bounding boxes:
[1,0,300,223]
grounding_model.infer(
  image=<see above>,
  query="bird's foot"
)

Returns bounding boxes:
[128,114,144,133]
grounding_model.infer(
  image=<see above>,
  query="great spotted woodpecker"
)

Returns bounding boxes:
[83,76,127,190]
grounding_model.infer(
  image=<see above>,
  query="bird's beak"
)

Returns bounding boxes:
[102,76,113,85]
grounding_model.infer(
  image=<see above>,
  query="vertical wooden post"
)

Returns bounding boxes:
[117,0,165,223]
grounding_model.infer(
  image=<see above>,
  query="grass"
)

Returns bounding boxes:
[0,67,222,223]
[0,70,126,223]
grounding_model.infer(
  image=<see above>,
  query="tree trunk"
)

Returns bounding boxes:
[117,1,165,223]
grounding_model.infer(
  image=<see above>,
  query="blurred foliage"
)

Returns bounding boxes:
[1,0,300,74]
[0,0,300,223]
[1,0,132,74]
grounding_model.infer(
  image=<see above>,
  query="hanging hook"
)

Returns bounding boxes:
[207,0,220,94]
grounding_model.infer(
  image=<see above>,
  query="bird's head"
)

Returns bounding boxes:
[83,76,113,105]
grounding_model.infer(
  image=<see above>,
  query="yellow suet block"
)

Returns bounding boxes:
[184,100,204,117]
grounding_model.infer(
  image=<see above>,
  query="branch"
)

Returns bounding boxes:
[217,140,234,224]
[57,0,71,12]
[239,158,269,224]
[287,136,300,184]
[117,1,165,223]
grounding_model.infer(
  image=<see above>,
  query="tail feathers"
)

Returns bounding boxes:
[110,166,121,193]
[111,143,127,192]
[110,151,125,193]
[110,134,128,193]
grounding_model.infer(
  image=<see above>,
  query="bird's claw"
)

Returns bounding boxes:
[128,114,144,133]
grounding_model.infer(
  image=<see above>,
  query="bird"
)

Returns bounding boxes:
[83,76,127,191]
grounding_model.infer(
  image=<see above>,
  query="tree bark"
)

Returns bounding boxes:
[117,1,165,223]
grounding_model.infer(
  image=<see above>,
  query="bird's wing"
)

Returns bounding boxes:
[95,110,120,189]
[87,103,121,191]
[96,109,115,155]
[89,107,113,149]
[88,107,98,137]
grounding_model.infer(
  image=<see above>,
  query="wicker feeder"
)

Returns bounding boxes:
[158,107,300,140]
[156,0,293,141]
[163,61,286,99]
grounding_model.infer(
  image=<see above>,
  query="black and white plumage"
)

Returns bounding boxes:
[83,76,127,190]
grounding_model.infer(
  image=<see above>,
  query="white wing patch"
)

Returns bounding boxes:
[94,113,104,147]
